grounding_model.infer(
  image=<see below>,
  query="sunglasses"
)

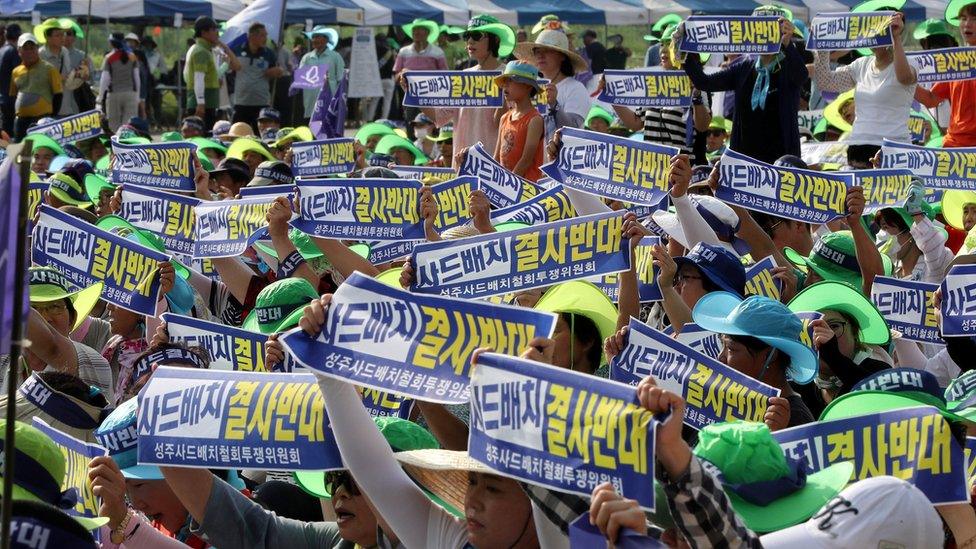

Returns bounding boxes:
[324,470,360,496]
[463,31,486,41]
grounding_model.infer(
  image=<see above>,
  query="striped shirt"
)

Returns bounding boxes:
[636,106,691,154]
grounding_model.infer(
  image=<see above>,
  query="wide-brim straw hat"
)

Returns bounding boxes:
[514,29,588,75]
[395,449,496,515]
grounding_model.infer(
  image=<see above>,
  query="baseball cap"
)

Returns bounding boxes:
[258,108,281,123]
[14,373,108,443]
[29,267,103,331]
[651,195,750,257]
[124,32,139,42]
[820,368,969,423]
[426,124,454,142]
[241,278,319,334]
[181,116,205,133]
[786,281,890,345]
[194,15,218,34]
[46,172,90,208]
[248,161,293,187]
[209,157,251,184]
[410,113,433,126]
[17,33,39,48]
[210,119,231,137]
[673,242,747,297]
[785,231,893,293]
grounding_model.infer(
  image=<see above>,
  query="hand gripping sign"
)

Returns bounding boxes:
[679,16,782,54]
[881,139,976,191]
[807,12,893,51]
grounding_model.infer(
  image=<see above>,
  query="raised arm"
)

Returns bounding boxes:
[812,50,855,93]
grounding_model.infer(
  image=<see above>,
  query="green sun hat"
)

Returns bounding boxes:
[188,137,228,155]
[927,134,945,148]
[645,13,683,41]
[784,231,893,294]
[375,267,405,288]
[227,137,276,163]
[493,221,530,232]
[29,267,104,331]
[34,18,72,44]
[441,24,465,34]
[534,280,618,365]
[585,105,614,128]
[94,154,110,175]
[787,281,890,345]
[947,0,974,25]
[531,14,571,35]
[196,150,215,171]
[493,61,542,91]
[95,216,191,280]
[294,416,439,499]
[403,18,441,42]
[823,89,854,134]
[83,173,115,209]
[914,18,954,40]
[853,0,906,13]
[941,190,976,230]
[375,134,428,165]
[708,115,732,133]
[466,15,517,57]
[160,131,183,142]
[46,171,90,207]
[241,278,320,334]
[273,126,314,149]
[426,123,454,142]
[253,228,324,261]
[355,123,396,146]
[821,367,970,423]
[24,133,66,157]
[693,421,854,533]
[59,18,84,38]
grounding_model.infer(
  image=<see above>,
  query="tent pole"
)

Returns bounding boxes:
[271,0,289,105]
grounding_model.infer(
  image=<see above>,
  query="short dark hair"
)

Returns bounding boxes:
[487,33,500,57]
[729,334,792,372]
[248,22,266,35]
[960,3,976,19]
[561,312,602,373]
[194,16,218,38]
[559,55,575,77]
[37,371,108,408]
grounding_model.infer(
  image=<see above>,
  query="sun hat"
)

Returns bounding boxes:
[644,14,683,41]
[493,61,542,91]
[941,190,976,231]
[514,28,588,74]
[651,195,751,257]
[160,131,182,142]
[219,121,257,142]
[0,419,110,530]
[402,19,440,42]
[258,107,281,123]
[59,18,83,38]
[8,500,98,548]
[11,373,108,443]
[531,15,572,35]
[188,137,228,155]
[708,115,732,133]
[585,105,614,128]
[693,292,819,384]
[673,242,747,297]
[464,15,517,57]
[852,0,906,13]
[426,123,454,142]
[791,18,808,40]
[294,416,439,499]
[785,231,892,293]
[786,281,890,345]
[94,398,161,480]
[375,134,428,165]
[304,25,338,49]
[820,368,970,423]
[33,18,71,44]
[248,160,293,187]
[273,126,315,149]
[209,157,251,184]
[395,449,499,515]
[24,133,65,157]
[227,137,276,163]
[823,89,854,134]
[241,278,319,334]
[533,280,618,365]
[46,172,90,207]
[692,421,854,533]
[355,123,396,146]
[253,228,324,261]
[29,267,103,331]
[914,18,954,40]
[947,0,974,25]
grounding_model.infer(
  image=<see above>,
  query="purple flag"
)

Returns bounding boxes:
[308,78,334,138]
[0,154,26,354]
[289,64,328,97]
[322,70,349,139]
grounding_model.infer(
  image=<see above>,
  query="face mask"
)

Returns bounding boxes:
[414,127,429,141]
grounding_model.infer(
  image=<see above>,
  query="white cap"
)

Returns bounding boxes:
[650,194,747,256]
[16,33,38,48]
[124,32,140,41]
[761,476,942,549]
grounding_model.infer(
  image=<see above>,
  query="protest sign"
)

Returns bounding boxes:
[489,185,576,226]
[744,256,782,301]
[359,387,415,420]
[718,148,852,224]
[612,318,780,429]
[174,254,219,281]
[294,178,425,241]
[679,16,781,54]
[291,138,356,177]
[403,70,503,108]
[806,12,892,50]
[27,179,45,224]
[459,142,542,207]
[569,514,665,549]
[967,437,976,481]
[941,264,976,337]
[390,165,456,184]
[855,169,913,215]
[881,139,976,191]
[368,240,421,265]
[797,110,824,135]
[907,47,976,84]
[280,272,556,404]
[542,128,677,206]
[120,186,199,255]
[33,205,165,315]
[909,112,933,144]
[589,236,662,303]
[598,69,692,107]
[663,323,722,359]
[410,211,631,299]
[193,197,273,258]
[470,352,658,510]
[136,367,344,471]
[775,406,968,505]
[348,27,382,98]
[32,419,107,531]
[534,78,550,116]
[430,176,477,232]
[26,110,102,145]
[110,140,196,192]
[871,276,942,345]
[163,313,298,373]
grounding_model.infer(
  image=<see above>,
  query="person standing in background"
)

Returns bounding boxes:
[125,33,150,118]
[62,20,93,116]
[35,19,71,115]
[141,35,162,126]
[10,33,62,139]
[299,26,344,123]
[605,34,630,70]
[0,24,22,136]
[184,16,223,130]
[581,30,607,75]
[97,33,140,132]
[231,23,282,134]
[393,19,447,139]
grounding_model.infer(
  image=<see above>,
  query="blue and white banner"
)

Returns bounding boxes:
[542,128,678,206]
[569,514,665,549]
[907,47,976,84]
[280,272,556,404]
[410,211,631,299]
[743,256,782,301]
[489,185,576,226]
[163,313,298,373]
[806,12,893,51]
[966,437,976,481]
[775,406,968,505]
[390,165,456,183]
[431,176,477,232]
[611,318,780,430]
[590,236,662,303]
[941,264,976,337]
[27,179,45,225]
[174,254,219,281]
[368,240,420,265]
[910,112,934,144]
[403,70,503,108]
[470,352,658,510]
[26,110,102,146]
[291,138,356,177]
[718,148,852,224]
[32,419,107,530]
[120,187,199,256]
[220,0,284,51]
[136,367,343,471]
[193,197,273,258]
[881,139,976,191]
[598,69,692,108]
[679,16,781,54]
[855,168,914,215]
[32,205,165,315]
[871,276,941,345]
[294,178,425,241]
[662,323,721,360]
[459,142,543,207]
[358,387,415,420]
[110,140,197,192]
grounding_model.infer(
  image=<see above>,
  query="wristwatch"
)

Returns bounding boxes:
[110,510,134,544]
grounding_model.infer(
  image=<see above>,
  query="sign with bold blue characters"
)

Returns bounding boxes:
[881,139,976,191]
[489,185,576,226]
[403,70,503,108]
[110,140,197,192]
[854,168,914,215]
[193,196,273,258]
[775,406,969,505]
[430,176,477,232]
[368,240,421,265]
[175,254,219,281]
[459,142,542,207]
[611,318,780,430]
[358,387,415,420]
[390,165,456,184]
[162,313,298,373]
[907,47,976,84]
[941,264,976,337]
[679,16,781,54]
[27,180,45,229]
[469,352,658,510]
[410,211,631,299]
[32,418,107,527]
[598,69,692,107]
[806,12,893,51]
[797,110,824,136]
[26,110,102,145]
[32,205,165,315]
[718,148,852,224]
[909,112,933,144]
[542,128,678,207]
[237,185,296,201]
[871,276,941,345]
[294,178,425,241]
[966,437,976,482]
[120,187,199,255]
[290,138,356,177]
[569,514,666,549]
[590,236,662,303]
[744,256,782,301]
[663,323,722,359]
[136,367,344,471]
[280,272,556,404]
